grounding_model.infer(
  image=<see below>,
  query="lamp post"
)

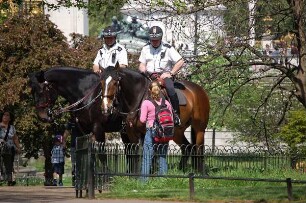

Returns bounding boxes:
[212,122,216,154]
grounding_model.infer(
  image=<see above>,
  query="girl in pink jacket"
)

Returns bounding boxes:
[139,81,172,182]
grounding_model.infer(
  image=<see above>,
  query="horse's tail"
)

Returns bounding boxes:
[191,127,196,144]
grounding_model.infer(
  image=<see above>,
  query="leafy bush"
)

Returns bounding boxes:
[0,14,100,159]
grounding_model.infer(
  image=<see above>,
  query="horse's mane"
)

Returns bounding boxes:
[42,66,100,89]
[121,67,143,78]
[102,66,119,79]
[103,66,144,80]
[48,66,92,74]
[45,66,96,80]
[102,66,149,112]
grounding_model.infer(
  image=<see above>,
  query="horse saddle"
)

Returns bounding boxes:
[150,73,187,105]
[160,81,187,106]
[174,82,187,106]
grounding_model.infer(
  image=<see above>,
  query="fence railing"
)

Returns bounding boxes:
[75,135,306,200]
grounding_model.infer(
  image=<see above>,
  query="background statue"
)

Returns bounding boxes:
[127,16,149,41]
[111,16,123,33]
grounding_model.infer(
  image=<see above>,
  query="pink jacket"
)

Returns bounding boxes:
[140,98,173,128]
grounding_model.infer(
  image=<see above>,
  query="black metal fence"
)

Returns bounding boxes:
[75,135,306,200]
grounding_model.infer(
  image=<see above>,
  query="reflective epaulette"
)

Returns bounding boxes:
[163,43,171,48]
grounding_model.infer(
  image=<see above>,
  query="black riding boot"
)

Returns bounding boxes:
[169,94,181,126]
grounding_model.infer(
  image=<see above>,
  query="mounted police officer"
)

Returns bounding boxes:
[138,25,185,126]
[93,26,128,73]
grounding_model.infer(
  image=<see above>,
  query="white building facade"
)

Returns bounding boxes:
[120,0,226,55]
[44,0,89,42]
[44,0,225,53]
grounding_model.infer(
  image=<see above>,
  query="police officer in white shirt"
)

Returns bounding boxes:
[139,26,185,126]
[93,26,128,73]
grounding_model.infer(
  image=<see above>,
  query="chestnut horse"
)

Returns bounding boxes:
[100,63,210,173]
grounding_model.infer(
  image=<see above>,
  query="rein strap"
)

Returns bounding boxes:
[53,82,101,115]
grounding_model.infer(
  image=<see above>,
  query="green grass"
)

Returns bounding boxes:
[25,156,73,173]
[96,168,306,202]
[8,156,74,187]
[99,184,306,202]
[7,154,306,201]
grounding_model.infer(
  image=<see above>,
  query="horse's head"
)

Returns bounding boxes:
[29,71,58,122]
[100,63,121,115]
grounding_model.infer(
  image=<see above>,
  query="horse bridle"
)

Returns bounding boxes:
[101,72,149,119]
[32,81,57,121]
[53,81,102,116]
[36,80,102,119]
[35,81,54,109]
[100,76,121,115]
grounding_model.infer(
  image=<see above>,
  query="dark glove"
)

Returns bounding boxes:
[140,71,150,78]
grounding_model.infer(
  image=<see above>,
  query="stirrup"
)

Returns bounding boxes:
[174,114,181,126]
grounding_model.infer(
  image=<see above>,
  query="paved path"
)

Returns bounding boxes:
[0,186,196,203]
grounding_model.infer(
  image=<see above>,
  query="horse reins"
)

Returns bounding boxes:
[116,76,150,118]
[52,81,102,116]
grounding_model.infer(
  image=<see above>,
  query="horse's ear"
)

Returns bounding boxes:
[35,70,45,83]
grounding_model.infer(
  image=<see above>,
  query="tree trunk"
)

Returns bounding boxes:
[290,0,306,107]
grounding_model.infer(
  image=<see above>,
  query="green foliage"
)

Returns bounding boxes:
[223,0,293,40]
[275,110,306,150]
[191,56,254,129]
[255,0,293,38]
[190,50,303,145]
[224,85,299,144]
[223,0,249,38]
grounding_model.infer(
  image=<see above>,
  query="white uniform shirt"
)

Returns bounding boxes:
[139,42,182,73]
[93,43,128,69]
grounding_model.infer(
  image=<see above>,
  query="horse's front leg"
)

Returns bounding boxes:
[92,122,107,170]
[173,128,190,172]
[92,123,111,186]
[93,122,105,143]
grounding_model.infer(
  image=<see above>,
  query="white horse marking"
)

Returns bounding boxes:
[102,76,113,110]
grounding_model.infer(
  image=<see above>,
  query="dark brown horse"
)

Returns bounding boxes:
[100,63,210,172]
[28,67,142,174]
[28,67,123,142]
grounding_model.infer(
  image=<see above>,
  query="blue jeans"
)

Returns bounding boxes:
[141,128,168,182]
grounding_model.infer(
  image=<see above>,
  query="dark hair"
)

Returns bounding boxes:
[54,135,62,143]
[0,110,15,124]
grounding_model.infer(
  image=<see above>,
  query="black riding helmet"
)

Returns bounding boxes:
[99,26,117,39]
[149,26,163,40]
